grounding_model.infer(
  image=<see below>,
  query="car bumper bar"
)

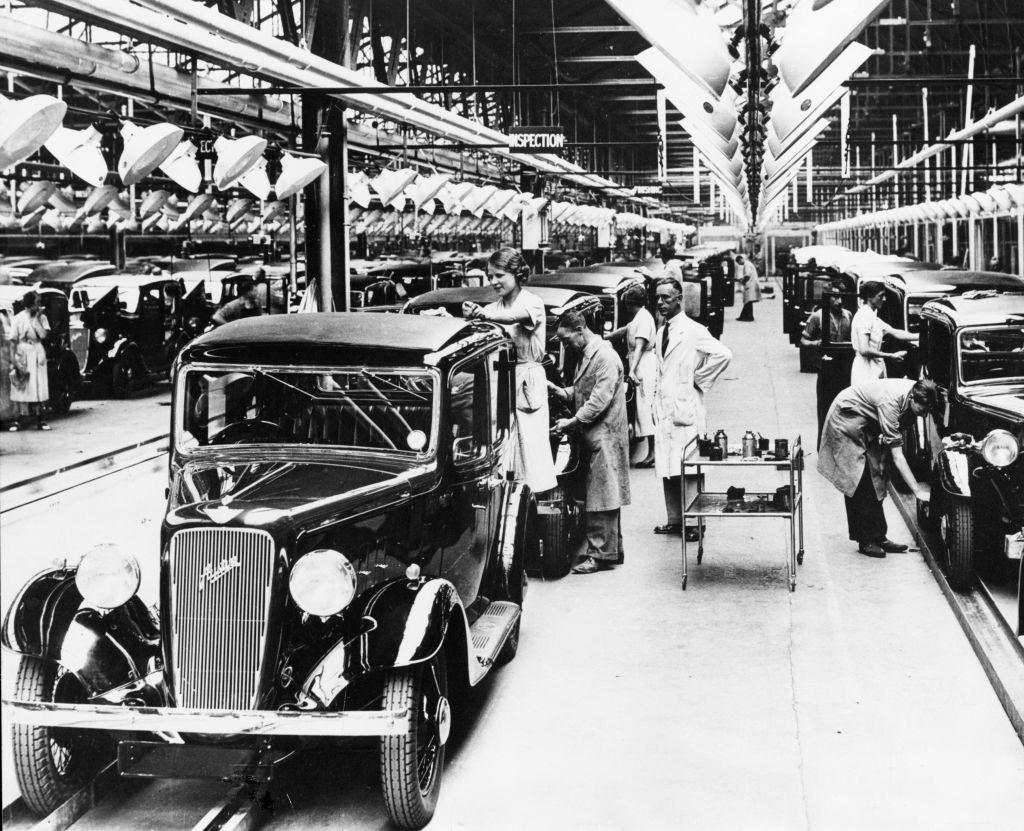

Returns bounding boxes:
[2,699,410,737]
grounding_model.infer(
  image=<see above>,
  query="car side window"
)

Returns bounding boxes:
[927,321,953,386]
[450,355,490,464]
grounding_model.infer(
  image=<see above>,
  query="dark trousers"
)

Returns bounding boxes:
[845,464,887,543]
[585,509,623,563]
[737,301,755,321]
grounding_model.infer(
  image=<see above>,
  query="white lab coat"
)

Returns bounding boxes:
[653,313,733,479]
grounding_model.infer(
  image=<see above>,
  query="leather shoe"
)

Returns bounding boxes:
[879,538,908,553]
[572,556,613,574]
[654,523,682,535]
[857,542,886,558]
[634,457,656,468]
[684,526,704,542]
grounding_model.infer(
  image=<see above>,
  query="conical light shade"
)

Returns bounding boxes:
[119,120,184,185]
[139,189,170,218]
[226,197,253,223]
[484,188,518,217]
[75,184,119,221]
[213,134,267,188]
[501,193,531,222]
[238,157,271,200]
[462,185,497,218]
[158,139,202,193]
[179,193,215,224]
[41,208,69,232]
[369,168,418,210]
[20,207,45,229]
[347,170,373,208]
[407,173,451,210]
[262,200,287,222]
[275,153,327,200]
[44,125,108,186]
[436,181,474,214]
[637,47,737,142]
[0,93,67,170]
[17,180,56,215]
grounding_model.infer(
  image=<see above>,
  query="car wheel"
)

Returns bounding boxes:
[538,485,572,580]
[380,648,448,830]
[110,351,139,398]
[12,656,113,816]
[941,497,975,592]
[48,358,78,416]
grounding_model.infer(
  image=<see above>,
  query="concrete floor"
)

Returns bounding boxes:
[2,295,1023,829]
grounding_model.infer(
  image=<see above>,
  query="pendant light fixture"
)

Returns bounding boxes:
[275,153,327,200]
[44,125,108,186]
[213,134,267,189]
[17,181,56,215]
[238,157,272,200]
[158,139,202,193]
[0,93,67,170]
[118,120,184,185]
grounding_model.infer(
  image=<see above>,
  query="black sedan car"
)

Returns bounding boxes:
[915,291,1023,629]
[3,313,535,829]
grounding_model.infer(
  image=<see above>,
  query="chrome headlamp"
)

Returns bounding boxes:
[289,549,357,617]
[980,429,1019,468]
[75,544,141,609]
[93,327,109,344]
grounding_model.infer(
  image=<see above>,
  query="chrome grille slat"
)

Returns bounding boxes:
[169,528,275,710]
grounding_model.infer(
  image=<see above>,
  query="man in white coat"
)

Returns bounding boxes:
[652,278,733,541]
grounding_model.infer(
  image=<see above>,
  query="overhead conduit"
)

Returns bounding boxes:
[29,0,638,201]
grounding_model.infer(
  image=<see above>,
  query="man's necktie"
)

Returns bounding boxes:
[661,324,669,357]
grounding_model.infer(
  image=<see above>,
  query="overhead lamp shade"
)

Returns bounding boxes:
[263,200,287,223]
[407,173,451,210]
[41,208,69,232]
[275,153,327,200]
[968,191,997,215]
[501,193,531,222]
[437,181,475,214]
[370,167,418,210]
[227,197,253,223]
[139,189,170,218]
[775,0,888,96]
[158,139,202,193]
[680,118,739,160]
[228,156,268,200]
[0,93,67,171]
[419,199,438,215]
[75,184,119,221]
[20,206,45,229]
[141,210,164,231]
[17,180,56,215]
[347,170,373,208]
[522,195,551,218]
[118,120,183,186]
[213,134,268,189]
[84,214,106,234]
[462,185,497,218]
[606,0,731,97]
[107,195,132,220]
[44,125,108,186]
[637,48,737,142]
[179,193,215,225]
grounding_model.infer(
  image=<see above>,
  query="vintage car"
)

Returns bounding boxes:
[914,293,1023,616]
[0,285,81,419]
[71,274,210,395]
[530,269,646,342]
[403,284,604,578]
[30,259,115,293]
[3,313,534,829]
[219,272,292,315]
[790,271,858,372]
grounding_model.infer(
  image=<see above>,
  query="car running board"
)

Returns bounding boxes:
[467,600,520,685]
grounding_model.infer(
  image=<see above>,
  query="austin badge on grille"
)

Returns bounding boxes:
[198,554,242,592]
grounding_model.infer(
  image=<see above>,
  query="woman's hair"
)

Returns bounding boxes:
[21,290,38,308]
[910,378,942,414]
[859,280,886,301]
[623,285,648,307]
[487,248,531,283]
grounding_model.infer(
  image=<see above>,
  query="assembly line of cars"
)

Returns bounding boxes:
[787,246,1023,636]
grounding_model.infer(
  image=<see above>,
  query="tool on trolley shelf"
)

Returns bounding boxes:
[680,433,806,592]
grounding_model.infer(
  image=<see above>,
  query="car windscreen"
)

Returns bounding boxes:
[958,326,1024,384]
[177,367,436,455]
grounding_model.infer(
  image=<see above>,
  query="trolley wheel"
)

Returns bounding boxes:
[696,550,704,564]
[797,550,804,565]
[790,581,796,593]
[681,575,688,590]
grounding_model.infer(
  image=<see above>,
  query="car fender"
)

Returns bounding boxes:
[298,577,470,709]
[107,337,131,360]
[936,448,972,499]
[2,568,160,696]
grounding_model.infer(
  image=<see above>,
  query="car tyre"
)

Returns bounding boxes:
[380,648,448,830]
[12,656,112,816]
[942,497,975,591]
[48,357,79,416]
[110,349,140,398]
[538,485,572,580]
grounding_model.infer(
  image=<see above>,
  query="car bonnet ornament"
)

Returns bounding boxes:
[200,504,243,524]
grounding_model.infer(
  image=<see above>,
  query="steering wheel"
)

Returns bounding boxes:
[210,419,290,444]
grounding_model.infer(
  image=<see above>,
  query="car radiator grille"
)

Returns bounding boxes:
[169,528,275,710]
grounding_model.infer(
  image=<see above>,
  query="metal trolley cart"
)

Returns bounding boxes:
[680,435,805,591]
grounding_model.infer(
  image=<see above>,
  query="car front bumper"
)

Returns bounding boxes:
[2,699,410,737]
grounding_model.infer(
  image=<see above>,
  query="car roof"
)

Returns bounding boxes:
[404,285,597,311]
[0,285,65,309]
[191,312,488,356]
[29,261,116,284]
[169,258,237,273]
[922,292,1024,327]
[843,260,942,278]
[74,273,187,290]
[885,270,1024,293]
[531,270,642,291]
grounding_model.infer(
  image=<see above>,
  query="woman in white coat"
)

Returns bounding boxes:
[850,280,917,385]
[652,278,733,540]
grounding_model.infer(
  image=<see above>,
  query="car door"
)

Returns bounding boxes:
[440,352,498,617]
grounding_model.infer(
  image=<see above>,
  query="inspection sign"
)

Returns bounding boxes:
[508,127,566,155]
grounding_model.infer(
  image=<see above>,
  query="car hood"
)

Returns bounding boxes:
[967,387,1024,420]
[166,457,434,528]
